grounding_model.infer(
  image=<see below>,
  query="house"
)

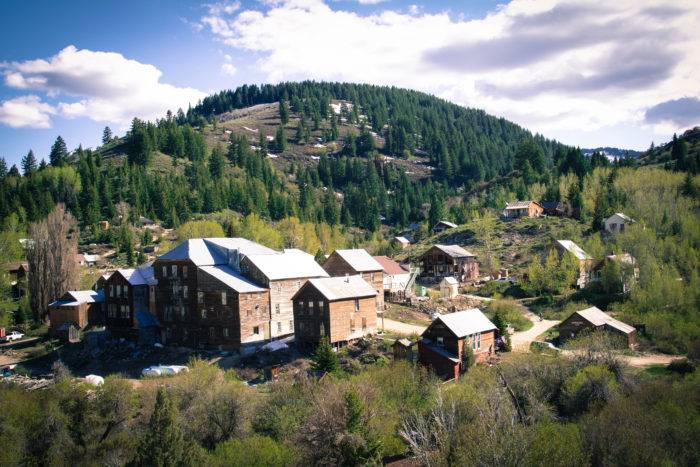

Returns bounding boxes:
[48,290,104,337]
[553,240,594,288]
[604,213,635,234]
[153,237,277,347]
[292,275,377,348]
[597,253,639,293]
[139,215,156,227]
[83,254,100,267]
[393,338,415,361]
[432,220,457,234]
[440,277,459,299]
[373,256,410,295]
[323,249,384,311]
[240,249,329,339]
[392,236,410,249]
[5,262,28,298]
[557,306,636,348]
[540,201,566,217]
[419,245,479,283]
[418,309,497,380]
[502,200,544,218]
[103,264,159,342]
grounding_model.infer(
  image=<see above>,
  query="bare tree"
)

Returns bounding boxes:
[26,204,80,321]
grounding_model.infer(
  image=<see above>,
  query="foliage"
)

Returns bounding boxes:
[176,220,225,240]
[486,299,533,332]
[209,435,296,467]
[523,249,579,296]
[311,337,340,373]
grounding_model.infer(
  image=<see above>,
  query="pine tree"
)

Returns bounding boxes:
[311,337,339,373]
[428,195,444,229]
[209,145,226,178]
[102,126,113,144]
[131,388,186,467]
[275,125,286,152]
[0,157,7,178]
[21,150,37,176]
[279,100,289,125]
[49,136,69,167]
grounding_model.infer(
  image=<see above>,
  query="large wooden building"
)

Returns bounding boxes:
[323,249,384,311]
[557,306,636,348]
[103,264,159,342]
[418,309,497,380]
[419,244,479,283]
[292,275,377,348]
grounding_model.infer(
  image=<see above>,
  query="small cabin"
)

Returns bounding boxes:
[392,236,410,249]
[553,240,594,288]
[502,201,544,218]
[432,220,457,234]
[440,277,459,299]
[604,213,635,234]
[393,338,415,361]
[557,306,636,348]
[418,309,497,380]
[48,290,105,338]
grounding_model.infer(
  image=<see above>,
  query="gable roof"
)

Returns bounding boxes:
[441,276,458,285]
[573,306,635,334]
[158,238,228,265]
[299,275,377,301]
[393,236,410,244]
[606,212,635,223]
[116,264,157,286]
[246,249,329,281]
[431,244,476,258]
[540,201,563,210]
[199,265,266,293]
[203,237,277,256]
[431,309,497,338]
[50,289,104,307]
[504,200,541,210]
[554,240,592,260]
[433,220,457,228]
[373,256,408,275]
[331,249,383,272]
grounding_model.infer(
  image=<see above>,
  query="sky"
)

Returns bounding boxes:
[1,0,699,167]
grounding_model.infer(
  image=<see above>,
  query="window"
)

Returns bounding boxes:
[181,306,188,319]
[362,317,367,330]
[253,326,260,335]
[317,301,324,312]
[223,327,229,338]
[162,266,167,277]
[350,318,356,332]
[201,308,207,319]
[109,285,114,297]
[277,322,282,333]
[437,336,444,347]
[289,320,293,331]
[275,303,280,314]
[255,304,260,314]
[123,285,129,296]
[164,306,172,321]
[277,283,282,293]
[297,301,304,308]
[370,273,374,282]
[171,265,177,276]
[116,284,121,297]
[209,327,215,339]
[354,299,360,311]
[183,285,188,298]
[296,280,301,288]
[197,291,204,304]
[221,292,227,305]
[183,266,188,278]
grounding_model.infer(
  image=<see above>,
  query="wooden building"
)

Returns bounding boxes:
[323,249,384,311]
[604,212,635,234]
[553,240,594,288]
[392,236,410,249]
[240,249,328,340]
[48,290,104,337]
[432,220,457,234]
[440,276,459,299]
[292,275,377,348]
[373,256,410,295]
[557,306,636,348]
[502,200,544,218]
[103,264,158,342]
[419,245,479,283]
[393,338,415,361]
[540,201,566,217]
[418,309,497,380]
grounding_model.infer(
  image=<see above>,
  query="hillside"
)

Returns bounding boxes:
[639,126,700,170]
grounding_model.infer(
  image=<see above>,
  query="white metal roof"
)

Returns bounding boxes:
[158,238,227,265]
[575,306,635,334]
[606,212,635,223]
[433,244,476,258]
[246,249,329,281]
[302,275,377,301]
[441,276,459,285]
[199,265,266,293]
[394,236,410,244]
[51,289,104,307]
[504,200,538,209]
[435,309,496,337]
[332,249,383,272]
[204,237,277,256]
[117,264,157,286]
[555,240,592,260]
[434,220,457,228]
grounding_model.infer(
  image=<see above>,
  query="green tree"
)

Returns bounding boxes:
[102,126,113,144]
[0,157,7,178]
[311,337,339,373]
[21,150,37,176]
[279,100,289,125]
[49,136,69,167]
[131,388,186,467]
[428,195,444,229]
[274,125,287,152]
[209,145,226,179]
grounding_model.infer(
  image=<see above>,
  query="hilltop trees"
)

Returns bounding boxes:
[21,150,37,176]
[26,204,80,321]
[49,136,69,167]
[102,126,113,144]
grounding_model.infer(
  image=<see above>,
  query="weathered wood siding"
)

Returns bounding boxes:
[322,252,384,310]
[153,259,199,346]
[419,246,479,282]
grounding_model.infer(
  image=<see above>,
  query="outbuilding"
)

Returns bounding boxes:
[439,276,459,299]
[557,306,636,348]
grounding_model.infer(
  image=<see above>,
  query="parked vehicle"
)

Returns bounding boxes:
[141,365,189,377]
[2,331,24,343]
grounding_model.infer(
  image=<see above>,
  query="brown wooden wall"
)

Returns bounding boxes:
[104,272,136,331]
[322,252,384,310]
[153,259,199,346]
[419,247,479,282]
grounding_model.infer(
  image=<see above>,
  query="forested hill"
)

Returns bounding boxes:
[1,81,616,234]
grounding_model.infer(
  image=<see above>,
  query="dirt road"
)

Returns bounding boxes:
[382,318,427,336]
[510,313,560,352]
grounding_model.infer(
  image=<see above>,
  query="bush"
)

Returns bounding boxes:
[667,358,695,376]
[486,300,533,332]
[561,365,618,416]
[209,435,296,466]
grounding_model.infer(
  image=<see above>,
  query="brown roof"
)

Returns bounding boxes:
[373,256,408,275]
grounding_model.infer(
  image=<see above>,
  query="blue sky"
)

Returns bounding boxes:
[1,0,699,167]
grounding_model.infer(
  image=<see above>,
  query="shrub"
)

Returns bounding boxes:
[209,435,296,466]
[486,300,533,332]
[667,358,695,376]
[561,365,618,416]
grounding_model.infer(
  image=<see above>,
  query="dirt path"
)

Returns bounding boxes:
[620,353,680,367]
[510,311,560,352]
[382,318,427,336]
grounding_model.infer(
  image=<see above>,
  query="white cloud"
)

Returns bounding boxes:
[356,0,387,4]
[221,63,238,76]
[0,95,56,128]
[3,46,206,126]
[199,0,700,148]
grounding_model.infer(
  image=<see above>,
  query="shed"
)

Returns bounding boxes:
[557,306,636,348]
[502,201,544,218]
[440,277,459,299]
[432,220,457,234]
[604,213,635,234]
[393,338,415,361]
